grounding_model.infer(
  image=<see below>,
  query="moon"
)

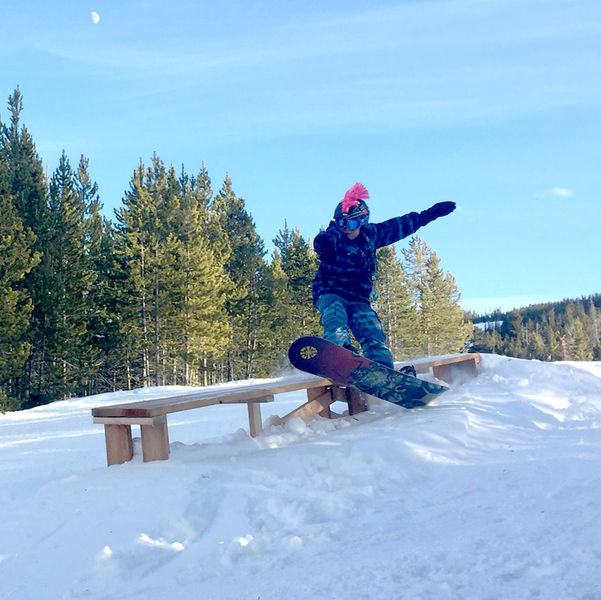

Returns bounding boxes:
[91,11,100,25]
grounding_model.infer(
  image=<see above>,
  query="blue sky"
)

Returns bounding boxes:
[2,0,600,315]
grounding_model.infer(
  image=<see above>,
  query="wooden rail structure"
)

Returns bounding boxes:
[92,353,480,466]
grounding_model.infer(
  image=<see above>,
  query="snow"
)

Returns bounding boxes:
[2,355,601,599]
[475,320,504,331]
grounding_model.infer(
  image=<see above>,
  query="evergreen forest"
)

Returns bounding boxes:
[470,295,601,362]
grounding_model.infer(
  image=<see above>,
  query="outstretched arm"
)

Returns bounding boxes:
[375,201,456,247]
[418,201,456,226]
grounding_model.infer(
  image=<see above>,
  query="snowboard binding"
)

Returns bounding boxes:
[398,364,417,378]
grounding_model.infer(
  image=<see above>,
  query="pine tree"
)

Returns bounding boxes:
[115,156,167,386]
[0,88,50,406]
[373,246,420,360]
[585,299,600,359]
[116,157,164,386]
[471,327,504,355]
[164,165,230,385]
[74,156,126,393]
[111,219,146,390]
[563,303,592,360]
[210,175,267,380]
[254,250,294,374]
[402,236,472,356]
[273,222,320,338]
[1,89,47,236]
[33,151,97,399]
[185,164,235,383]
[541,310,563,361]
[0,184,40,409]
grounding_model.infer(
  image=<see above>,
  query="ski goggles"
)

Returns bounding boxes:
[335,214,368,231]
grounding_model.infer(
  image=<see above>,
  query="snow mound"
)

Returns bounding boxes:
[1,354,601,599]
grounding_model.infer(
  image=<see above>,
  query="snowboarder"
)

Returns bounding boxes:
[312,182,456,369]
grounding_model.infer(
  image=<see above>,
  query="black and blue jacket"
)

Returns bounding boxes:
[312,212,424,304]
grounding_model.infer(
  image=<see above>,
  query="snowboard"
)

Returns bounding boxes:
[289,336,447,408]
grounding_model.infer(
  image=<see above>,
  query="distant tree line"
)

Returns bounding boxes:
[470,296,601,361]
[0,88,471,410]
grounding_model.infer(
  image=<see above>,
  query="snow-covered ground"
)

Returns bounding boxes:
[2,354,601,599]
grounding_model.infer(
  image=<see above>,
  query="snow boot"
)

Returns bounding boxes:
[398,364,417,377]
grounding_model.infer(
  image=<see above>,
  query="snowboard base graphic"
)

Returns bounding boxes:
[289,336,447,408]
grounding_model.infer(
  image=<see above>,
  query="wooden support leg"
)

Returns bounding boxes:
[104,423,133,466]
[330,386,349,418]
[432,363,453,384]
[433,358,478,384]
[311,386,331,418]
[457,358,478,378]
[248,400,268,437]
[141,415,170,462]
[280,386,334,423]
[346,387,368,416]
[310,386,335,418]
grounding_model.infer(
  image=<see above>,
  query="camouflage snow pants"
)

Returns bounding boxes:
[315,293,394,368]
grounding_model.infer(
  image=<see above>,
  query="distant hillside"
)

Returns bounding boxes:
[468,294,601,361]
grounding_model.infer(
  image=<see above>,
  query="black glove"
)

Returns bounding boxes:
[314,232,336,261]
[419,201,456,226]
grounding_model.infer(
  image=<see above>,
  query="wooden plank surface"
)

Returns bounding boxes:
[400,353,480,374]
[92,354,479,420]
[94,416,161,426]
[92,374,332,419]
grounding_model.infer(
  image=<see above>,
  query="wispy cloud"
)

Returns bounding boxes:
[534,187,575,199]
[551,187,575,198]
